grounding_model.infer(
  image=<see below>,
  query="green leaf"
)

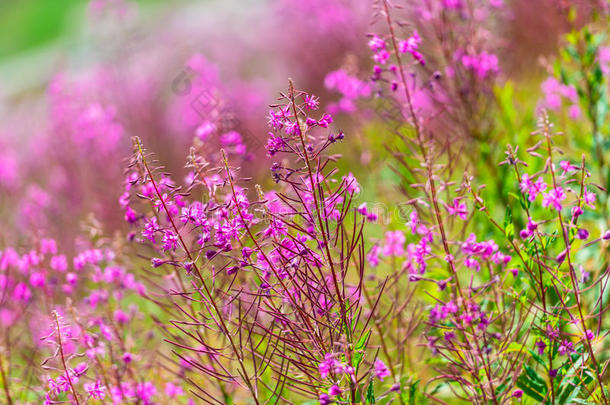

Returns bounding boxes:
[353,330,371,369]
[516,365,548,402]
[366,382,376,404]
[504,205,514,240]
[356,330,371,351]
[407,380,420,405]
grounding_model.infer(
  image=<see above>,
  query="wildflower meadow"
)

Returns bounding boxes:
[1,0,610,403]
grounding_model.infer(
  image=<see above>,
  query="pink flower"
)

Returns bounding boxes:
[357,203,368,216]
[328,385,341,396]
[382,231,405,257]
[136,381,157,403]
[29,272,46,287]
[304,94,319,110]
[50,255,68,272]
[13,282,31,302]
[374,359,391,381]
[519,217,538,239]
[373,50,390,65]
[84,380,106,400]
[520,174,547,201]
[40,239,57,255]
[398,31,425,64]
[583,188,596,209]
[559,160,577,174]
[568,104,581,119]
[324,69,371,114]
[558,340,574,355]
[165,382,184,398]
[576,228,589,240]
[342,172,360,194]
[195,121,216,140]
[162,231,179,252]
[367,245,380,267]
[460,51,499,78]
[512,390,523,398]
[407,211,419,234]
[122,352,133,363]
[114,309,130,324]
[542,187,566,211]
[142,218,159,243]
[368,35,386,52]
[220,131,242,146]
[446,198,467,220]
[318,353,343,379]
[572,206,584,219]
[535,340,546,355]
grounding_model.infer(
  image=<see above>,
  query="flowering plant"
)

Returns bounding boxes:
[1,0,609,404]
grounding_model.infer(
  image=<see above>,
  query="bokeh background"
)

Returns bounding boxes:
[0,0,602,250]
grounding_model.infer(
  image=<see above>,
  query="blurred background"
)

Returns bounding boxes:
[0,0,602,249]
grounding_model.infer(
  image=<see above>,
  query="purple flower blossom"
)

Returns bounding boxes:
[585,330,595,341]
[535,340,546,355]
[520,174,547,201]
[398,30,425,64]
[328,384,341,396]
[520,217,538,239]
[558,340,574,356]
[342,172,360,194]
[542,187,566,211]
[162,231,179,251]
[445,198,467,220]
[583,188,596,209]
[460,51,499,78]
[374,359,391,381]
[367,245,380,267]
[368,35,386,52]
[382,231,405,257]
[142,218,159,243]
[84,380,106,400]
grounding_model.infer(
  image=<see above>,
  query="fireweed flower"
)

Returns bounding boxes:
[542,186,567,211]
[142,218,160,243]
[382,230,406,256]
[560,160,578,174]
[84,380,106,400]
[535,340,547,355]
[459,51,499,78]
[319,393,331,405]
[374,359,391,381]
[165,382,185,398]
[398,30,425,64]
[342,172,360,194]
[583,187,596,209]
[6,7,610,401]
[367,244,380,267]
[519,217,538,239]
[520,174,547,201]
[318,353,343,380]
[445,198,467,220]
[558,340,575,356]
[324,69,371,113]
[577,228,589,240]
[162,230,179,251]
[539,76,580,117]
[120,83,378,403]
[328,384,341,396]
